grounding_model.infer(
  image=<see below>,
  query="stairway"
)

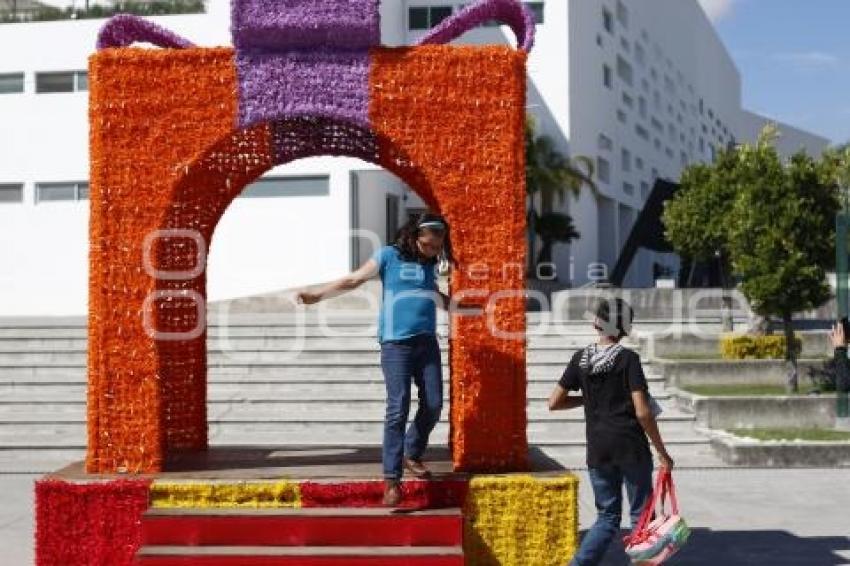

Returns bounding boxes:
[134,507,464,565]
[0,311,726,474]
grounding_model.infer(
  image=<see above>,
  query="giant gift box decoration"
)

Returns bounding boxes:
[36,1,586,564]
[86,0,534,475]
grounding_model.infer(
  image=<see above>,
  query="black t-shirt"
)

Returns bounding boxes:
[559,346,653,467]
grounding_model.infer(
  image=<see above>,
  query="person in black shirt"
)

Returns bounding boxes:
[828,319,850,417]
[549,298,674,566]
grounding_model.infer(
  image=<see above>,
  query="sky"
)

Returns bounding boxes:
[698,0,850,146]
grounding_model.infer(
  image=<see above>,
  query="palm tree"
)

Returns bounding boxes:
[525,116,596,278]
[535,212,580,278]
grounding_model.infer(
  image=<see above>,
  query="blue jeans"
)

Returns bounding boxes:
[569,459,654,566]
[380,332,443,480]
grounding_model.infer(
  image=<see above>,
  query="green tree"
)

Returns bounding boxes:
[663,147,740,329]
[535,213,580,278]
[663,148,739,282]
[525,117,595,278]
[821,146,850,212]
[727,128,839,392]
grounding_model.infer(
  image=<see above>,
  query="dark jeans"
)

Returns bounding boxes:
[379,332,443,480]
[569,459,654,566]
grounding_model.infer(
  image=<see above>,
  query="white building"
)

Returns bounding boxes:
[0,0,831,315]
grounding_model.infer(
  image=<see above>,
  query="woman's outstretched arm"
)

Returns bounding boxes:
[296,258,379,304]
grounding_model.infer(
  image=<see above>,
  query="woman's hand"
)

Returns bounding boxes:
[296,289,321,305]
[830,321,846,349]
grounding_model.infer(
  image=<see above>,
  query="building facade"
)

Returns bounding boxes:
[0,0,831,315]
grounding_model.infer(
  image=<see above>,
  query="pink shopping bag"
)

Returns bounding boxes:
[623,468,690,565]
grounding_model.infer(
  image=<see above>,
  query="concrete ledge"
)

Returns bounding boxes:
[673,389,839,430]
[654,357,826,388]
[641,331,832,359]
[707,430,850,467]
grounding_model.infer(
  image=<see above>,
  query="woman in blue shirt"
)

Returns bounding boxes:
[297,212,454,506]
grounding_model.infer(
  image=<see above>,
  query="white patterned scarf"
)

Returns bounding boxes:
[579,342,624,375]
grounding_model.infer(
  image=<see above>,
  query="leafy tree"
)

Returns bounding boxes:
[535,212,580,278]
[663,148,739,283]
[663,147,740,329]
[727,129,838,392]
[663,126,839,391]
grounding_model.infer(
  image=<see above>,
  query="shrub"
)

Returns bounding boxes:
[720,333,802,360]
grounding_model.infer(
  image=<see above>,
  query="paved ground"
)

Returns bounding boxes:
[580,468,850,565]
[3,468,849,565]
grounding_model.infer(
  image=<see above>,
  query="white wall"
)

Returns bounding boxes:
[565,0,742,287]
[206,157,363,303]
[352,169,409,270]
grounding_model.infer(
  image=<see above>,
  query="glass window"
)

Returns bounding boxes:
[35,72,75,93]
[616,55,633,86]
[602,6,613,33]
[0,73,24,94]
[0,184,23,203]
[635,43,645,66]
[622,147,631,172]
[241,176,330,198]
[623,182,634,195]
[603,64,613,89]
[616,0,628,28]
[409,7,430,30]
[598,133,613,151]
[430,6,453,27]
[597,157,611,184]
[36,182,77,202]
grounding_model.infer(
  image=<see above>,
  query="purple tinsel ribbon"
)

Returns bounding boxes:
[418,0,536,52]
[97,14,194,50]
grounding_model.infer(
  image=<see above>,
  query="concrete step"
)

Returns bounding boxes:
[0,335,628,351]
[0,381,672,403]
[134,545,465,565]
[0,323,622,339]
[0,399,691,422]
[0,369,670,402]
[0,359,663,377]
[0,346,656,365]
[0,418,703,448]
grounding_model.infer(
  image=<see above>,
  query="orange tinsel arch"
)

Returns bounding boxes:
[87,41,528,473]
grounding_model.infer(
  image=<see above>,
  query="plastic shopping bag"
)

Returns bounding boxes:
[624,468,690,565]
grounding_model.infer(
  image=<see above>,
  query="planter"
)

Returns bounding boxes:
[674,389,839,430]
[654,358,826,388]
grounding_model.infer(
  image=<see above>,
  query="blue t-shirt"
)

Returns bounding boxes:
[370,245,439,343]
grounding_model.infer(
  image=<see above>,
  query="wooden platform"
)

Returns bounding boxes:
[47,445,569,482]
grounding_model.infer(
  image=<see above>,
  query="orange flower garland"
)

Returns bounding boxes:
[87,4,530,474]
